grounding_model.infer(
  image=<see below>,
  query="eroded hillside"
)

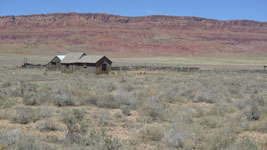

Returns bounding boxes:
[0,13,267,56]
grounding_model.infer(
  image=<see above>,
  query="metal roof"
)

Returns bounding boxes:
[61,52,86,64]
[56,55,65,61]
[76,55,105,63]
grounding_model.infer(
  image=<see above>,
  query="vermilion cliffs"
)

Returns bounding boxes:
[0,13,267,56]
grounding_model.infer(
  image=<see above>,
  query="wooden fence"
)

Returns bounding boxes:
[111,65,200,72]
[21,63,46,68]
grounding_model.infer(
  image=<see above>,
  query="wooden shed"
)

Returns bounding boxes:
[46,55,65,71]
[75,55,112,74]
[60,52,86,72]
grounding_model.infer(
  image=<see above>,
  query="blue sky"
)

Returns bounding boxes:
[0,0,266,21]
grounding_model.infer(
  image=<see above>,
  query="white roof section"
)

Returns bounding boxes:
[57,55,65,61]
[61,52,86,64]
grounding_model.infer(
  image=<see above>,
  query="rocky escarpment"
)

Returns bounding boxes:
[0,13,267,56]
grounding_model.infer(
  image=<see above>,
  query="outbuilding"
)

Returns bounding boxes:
[46,55,65,71]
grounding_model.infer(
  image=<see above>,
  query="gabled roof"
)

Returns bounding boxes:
[49,55,65,63]
[76,55,112,64]
[57,55,65,61]
[61,52,86,64]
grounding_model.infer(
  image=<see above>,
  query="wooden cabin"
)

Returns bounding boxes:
[60,52,86,72]
[75,55,112,74]
[47,55,65,71]
[48,52,112,74]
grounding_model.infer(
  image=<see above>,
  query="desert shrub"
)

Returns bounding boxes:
[82,128,122,150]
[114,93,139,109]
[193,91,219,104]
[0,130,41,150]
[121,118,140,129]
[140,126,164,141]
[20,82,38,96]
[53,90,79,107]
[12,107,39,124]
[97,94,120,109]
[0,97,16,108]
[0,130,20,148]
[84,93,98,105]
[120,105,131,116]
[38,106,54,118]
[37,119,57,132]
[122,83,134,92]
[114,111,122,118]
[159,87,181,103]
[199,116,222,129]
[105,82,116,92]
[230,136,259,150]
[94,111,112,126]
[9,84,23,97]
[37,118,66,132]
[0,92,5,106]
[139,98,170,123]
[23,92,39,106]
[2,81,12,88]
[163,127,187,148]
[119,75,126,83]
[215,101,236,115]
[15,134,40,150]
[62,109,87,143]
[244,105,260,121]
[37,81,84,106]
[192,76,223,104]
[12,106,51,124]
[251,92,265,106]
[0,90,17,108]
[62,109,84,128]
[234,98,250,110]
[209,128,236,150]
[255,119,267,133]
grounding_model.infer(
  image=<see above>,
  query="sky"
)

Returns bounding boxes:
[0,0,266,21]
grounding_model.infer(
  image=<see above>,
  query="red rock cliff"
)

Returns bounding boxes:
[0,13,267,56]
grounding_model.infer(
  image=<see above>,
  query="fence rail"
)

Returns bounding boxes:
[111,65,200,72]
[21,63,46,68]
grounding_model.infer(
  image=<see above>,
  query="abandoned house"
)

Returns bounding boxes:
[46,55,65,71]
[75,55,112,74]
[60,52,86,72]
[52,52,112,74]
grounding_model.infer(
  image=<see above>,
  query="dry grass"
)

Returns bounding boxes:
[0,66,267,149]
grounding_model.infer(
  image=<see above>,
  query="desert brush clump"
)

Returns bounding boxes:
[82,128,122,150]
[12,107,39,124]
[61,109,88,143]
[0,129,52,150]
[139,97,170,123]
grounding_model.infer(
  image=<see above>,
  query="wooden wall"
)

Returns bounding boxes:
[46,57,61,71]
[60,57,112,74]
[96,57,112,74]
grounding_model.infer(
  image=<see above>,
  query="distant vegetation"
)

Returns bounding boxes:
[0,66,267,149]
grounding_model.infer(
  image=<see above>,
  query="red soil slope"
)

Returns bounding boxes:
[0,13,267,56]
